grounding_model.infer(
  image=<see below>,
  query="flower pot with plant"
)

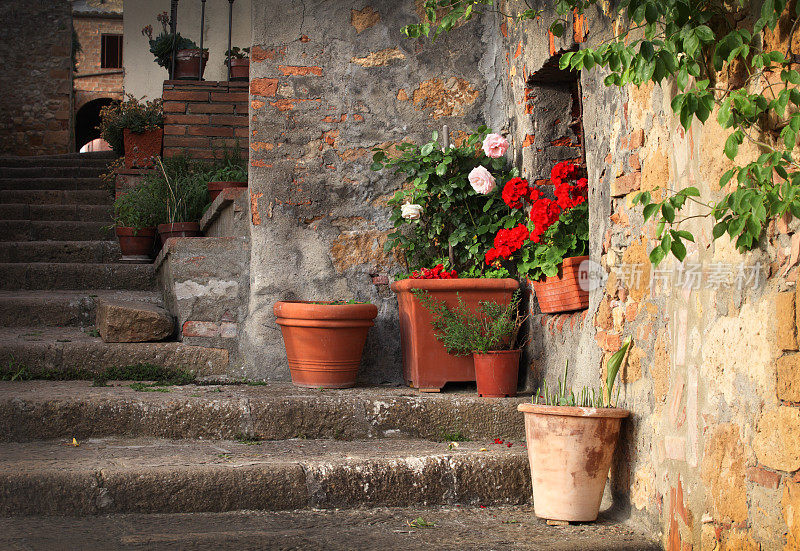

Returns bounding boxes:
[274,300,378,388]
[518,336,631,522]
[142,12,207,79]
[111,183,161,261]
[485,161,589,314]
[100,95,165,170]
[206,147,248,201]
[146,154,210,243]
[372,128,521,391]
[414,289,527,397]
[225,47,250,81]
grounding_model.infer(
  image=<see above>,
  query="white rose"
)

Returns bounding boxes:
[401,202,423,220]
[468,165,496,195]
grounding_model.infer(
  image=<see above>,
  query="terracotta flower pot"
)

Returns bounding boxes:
[228,58,249,81]
[390,278,519,392]
[274,301,378,388]
[207,180,247,202]
[517,403,628,522]
[530,255,590,314]
[174,48,208,80]
[473,349,520,397]
[115,226,156,260]
[123,128,163,169]
[157,222,202,242]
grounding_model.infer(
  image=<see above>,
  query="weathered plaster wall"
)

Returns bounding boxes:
[244,1,505,383]
[0,0,73,155]
[73,15,124,111]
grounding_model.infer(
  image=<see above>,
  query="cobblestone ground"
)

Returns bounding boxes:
[0,506,659,550]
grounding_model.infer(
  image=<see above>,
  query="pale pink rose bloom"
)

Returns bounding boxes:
[482,133,509,158]
[468,165,496,195]
[401,202,423,220]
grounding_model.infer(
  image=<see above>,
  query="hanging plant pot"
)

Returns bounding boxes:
[228,58,249,81]
[157,222,202,243]
[274,301,378,388]
[207,180,247,202]
[174,48,208,80]
[530,255,590,314]
[123,128,163,169]
[115,226,156,261]
[517,403,628,522]
[473,349,520,397]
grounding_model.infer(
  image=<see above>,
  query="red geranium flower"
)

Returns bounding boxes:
[501,177,530,209]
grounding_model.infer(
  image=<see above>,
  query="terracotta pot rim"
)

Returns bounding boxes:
[158,222,200,231]
[115,226,156,236]
[391,278,519,292]
[208,180,247,187]
[472,349,522,356]
[517,402,629,418]
[274,300,378,321]
[228,58,249,65]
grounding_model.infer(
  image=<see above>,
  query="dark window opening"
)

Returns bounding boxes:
[101,34,123,69]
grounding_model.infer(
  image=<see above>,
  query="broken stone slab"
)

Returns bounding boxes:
[96,300,174,343]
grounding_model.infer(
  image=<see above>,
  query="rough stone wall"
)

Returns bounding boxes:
[0,0,73,155]
[503,2,800,548]
[244,1,505,382]
[73,16,124,111]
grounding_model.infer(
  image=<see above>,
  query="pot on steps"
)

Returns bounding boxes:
[207,180,247,202]
[228,58,249,81]
[174,48,208,80]
[157,222,202,243]
[473,349,520,397]
[529,255,590,314]
[115,226,156,261]
[123,128,163,169]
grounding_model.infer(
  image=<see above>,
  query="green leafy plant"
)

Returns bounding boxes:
[147,155,210,224]
[412,289,526,355]
[207,146,248,182]
[99,95,164,156]
[225,46,250,61]
[111,182,162,230]
[141,12,201,70]
[371,127,519,275]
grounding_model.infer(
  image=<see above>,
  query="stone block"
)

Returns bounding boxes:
[777,353,800,402]
[777,292,798,350]
[753,406,800,472]
[96,300,174,343]
[746,466,781,489]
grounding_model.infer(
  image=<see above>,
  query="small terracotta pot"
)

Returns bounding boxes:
[473,349,520,397]
[228,58,249,81]
[274,301,378,388]
[174,48,208,80]
[123,128,163,169]
[517,402,628,522]
[530,255,590,314]
[207,180,247,202]
[116,226,156,259]
[157,222,202,242]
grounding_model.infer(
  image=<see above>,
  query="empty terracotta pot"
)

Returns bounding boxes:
[517,402,628,522]
[274,300,378,388]
[530,255,590,314]
[473,349,520,397]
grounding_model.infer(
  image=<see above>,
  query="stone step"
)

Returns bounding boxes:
[0,190,113,206]
[0,221,113,242]
[0,436,530,516]
[0,328,227,378]
[0,291,162,327]
[0,177,105,191]
[0,263,155,290]
[0,241,120,263]
[0,166,105,179]
[0,203,112,222]
[0,381,527,443]
[0,152,117,168]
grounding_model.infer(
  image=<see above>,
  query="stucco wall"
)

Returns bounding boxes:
[124,0,251,101]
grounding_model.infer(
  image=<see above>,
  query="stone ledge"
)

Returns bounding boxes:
[199,186,248,236]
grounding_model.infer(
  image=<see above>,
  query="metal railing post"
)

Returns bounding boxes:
[169,0,179,80]
[227,0,235,82]
[198,0,206,80]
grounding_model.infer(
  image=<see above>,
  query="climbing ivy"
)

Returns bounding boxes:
[404,0,800,265]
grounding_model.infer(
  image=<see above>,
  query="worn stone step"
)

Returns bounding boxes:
[0,190,113,206]
[0,152,117,168]
[0,241,120,263]
[0,437,529,516]
[0,177,106,191]
[0,263,155,290]
[0,221,113,242]
[0,204,112,222]
[0,291,162,327]
[0,328,227,378]
[0,167,105,179]
[0,381,528,443]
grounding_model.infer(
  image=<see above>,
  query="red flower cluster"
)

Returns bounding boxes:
[501,177,531,209]
[550,160,577,185]
[529,196,561,243]
[410,264,458,279]
[484,223,529,265]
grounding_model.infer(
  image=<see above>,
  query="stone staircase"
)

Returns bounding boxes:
[0,152,227,377]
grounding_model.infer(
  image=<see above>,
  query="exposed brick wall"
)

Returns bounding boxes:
[73,16,124,110]
[0,0,73,155]
[162,81,249,160]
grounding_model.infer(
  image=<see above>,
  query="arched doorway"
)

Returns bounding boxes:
[75,97,117,152]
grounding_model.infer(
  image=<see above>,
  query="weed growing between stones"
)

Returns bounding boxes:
[0,361,196,387]
[437,429,471,442]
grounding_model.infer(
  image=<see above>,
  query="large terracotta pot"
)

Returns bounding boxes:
[115,226,156,260]
[207,180,247,202]
[530,255,590,314]
[473,349,520,397]
[228,58,249,81]
[517,403,628,522]
[123,128,163,169]
[391,278,519,392]
[157,222,202,242]
[274,301,378,388]
[174,48,208,80]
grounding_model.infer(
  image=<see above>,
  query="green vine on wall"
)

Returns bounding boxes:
[405,0,800,265]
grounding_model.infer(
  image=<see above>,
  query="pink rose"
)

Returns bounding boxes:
[468,165,496,195]
[482,133,509,158]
